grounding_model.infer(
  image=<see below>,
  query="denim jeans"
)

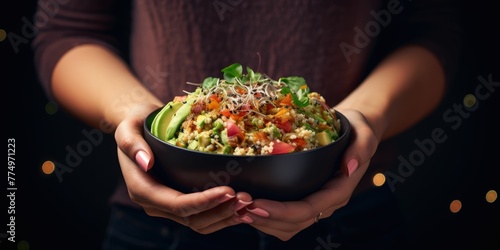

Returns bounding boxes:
[102,184,409,250]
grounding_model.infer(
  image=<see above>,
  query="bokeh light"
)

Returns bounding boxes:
[0,29,6,42]
[17,240,30,250]
[463,94,476,108]
[42,161,55,175]
[450,200,462,213]
[486,190,497,203]
[45,101,58,114]
[372,173,386,187]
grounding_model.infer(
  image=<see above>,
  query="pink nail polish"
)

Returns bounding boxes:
[347,159,358,177]
[236,215,253,224]
[217,193,236,203]
[246,207,270,217]
[232,200,253,211]
[135,150,151,171]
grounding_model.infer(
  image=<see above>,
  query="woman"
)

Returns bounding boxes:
[32,0,461,249]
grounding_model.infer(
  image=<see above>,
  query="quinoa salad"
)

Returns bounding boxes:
[150,63,341,156]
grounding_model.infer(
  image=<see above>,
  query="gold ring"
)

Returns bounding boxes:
[314,212,323,223]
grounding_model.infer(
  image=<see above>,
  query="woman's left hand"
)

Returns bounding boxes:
[236,109,380,241]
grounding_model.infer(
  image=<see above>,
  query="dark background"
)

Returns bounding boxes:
[2,1,499,249]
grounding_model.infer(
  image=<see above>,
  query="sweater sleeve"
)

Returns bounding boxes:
[31,0,130,100]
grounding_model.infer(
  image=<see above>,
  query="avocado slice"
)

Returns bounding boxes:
[220,129,229,145]
[165,101,193,140]
[315,131,332,146]
[151,101,183,141]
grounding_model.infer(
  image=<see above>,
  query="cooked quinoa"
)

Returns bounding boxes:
[151,63,341,155]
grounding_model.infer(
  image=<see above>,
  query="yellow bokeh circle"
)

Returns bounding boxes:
[449,200,462,213]
[0,29,6,42]
[42,161,55,175]
[372,173,386,187]
[463,94,476,108]
[486,190,497,203]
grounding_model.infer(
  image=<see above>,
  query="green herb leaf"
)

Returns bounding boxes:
[279,76,309,107]
[202,77,219,89]
[280,76,306,92]
[221,63,243,83]
[246,67,255,81]
[280,87,291,95]
[291,92,309,107]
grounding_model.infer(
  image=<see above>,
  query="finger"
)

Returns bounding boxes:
[246,199,316,224]
[114,103,160,171]
[141,197,238,229]
[144,193,253,234]
[184,192,252,229]
[247,207,337,241]
[141,206,192,226]
[118,148,236,217]
[244,171,366,229]
[339,110,379,177]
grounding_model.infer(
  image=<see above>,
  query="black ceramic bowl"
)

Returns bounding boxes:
[144,108,351,201]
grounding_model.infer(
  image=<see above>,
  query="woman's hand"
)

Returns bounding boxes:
[115,103,254,234]
[236,109,380,241]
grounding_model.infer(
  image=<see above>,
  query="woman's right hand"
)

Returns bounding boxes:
[114,103,253,234]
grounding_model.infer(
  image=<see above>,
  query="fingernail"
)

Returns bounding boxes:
[246,207,269,217]
[347,159,358,177]
[217,193,236,203]
[232,200,253,211]
[135,150,151,171]
[235,215,253,224]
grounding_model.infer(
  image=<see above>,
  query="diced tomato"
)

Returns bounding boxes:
[290,138,307,148]
[254,132,268,140]
[209,94,222,103]
[280,93,292,106]
[221,109,231,117]
[240,104,251,112]
[253,132,269,142]
[207,100,220,110]
[230,114,242,121]
[263,103,275,114]
[229,106,250,121]
[271,140,296,155]
[275,120,292,133]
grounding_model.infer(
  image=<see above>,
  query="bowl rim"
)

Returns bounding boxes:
[144,108,351,158]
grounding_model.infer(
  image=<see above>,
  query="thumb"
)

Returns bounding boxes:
[338,110,379,177]
[114,104,160,171]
